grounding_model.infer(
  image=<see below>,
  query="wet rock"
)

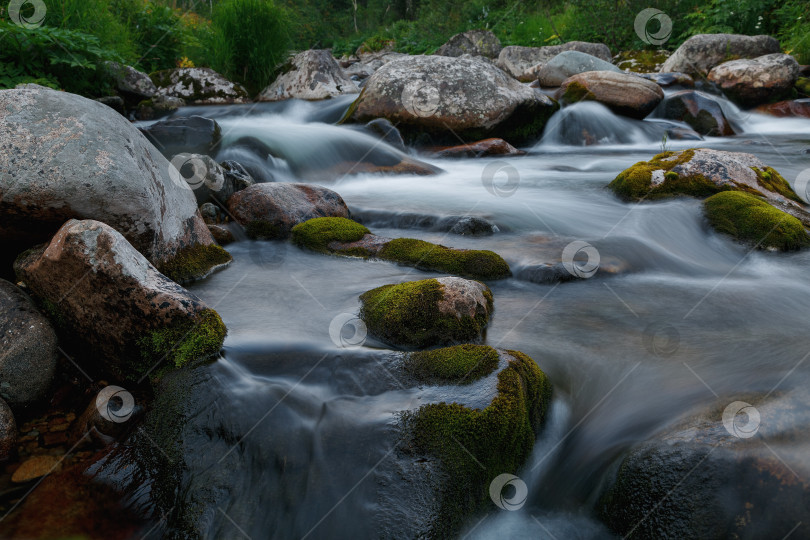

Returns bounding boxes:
[72,389,140,447]
[170,154,233,205]
[599,388,810,538]
[448,216,498,235]
[12,455,61,483]
[14,219,228,379]
[435,29,502,59]
[208,224,235,245]
[497,42,612,81]
[665,126,704,141]
[258,49,359,101]
[537,51,622,87]
[105,62,157,102]
[660,33,781,75]
[346,55,558,145]
[0,280,57,410]
[755,98,810,118]
[151,67,249,105]
[95,95,125,115]
[658,90,736,136]
[359,277,493,348]
[200,202,219,224]
[135,95,184,121]
[432,138,525,158]
[639,71,694,88]
[220,160,256,192]
[0,397,15,460]
[363,118,406,151]
[557,71,663,119]
[351,209,498,236]
[227,183,350,239]
[139,115,222,158]
[0,86,218,279]
[708,53,800,107]
[613,50,670,73]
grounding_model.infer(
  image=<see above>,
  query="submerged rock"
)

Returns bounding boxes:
[345,55,558,145]
[0,280,58,410]
[431,138,524,158]
[257,49,359,101]
[362,118,406,151]
[14,220,228,380]
[434,29,502,59]
[755,98,810,118]
[660,33,781,75]
[359,277,493,348]
[497,42,612,81]
[227,183,350,239]
[151,67,249,105]
[0,86,219,280]
[658,90,736,136]
[558,71,663,119]
[536,50,622,87]
[139,115,222,158]
[708,53,800,107]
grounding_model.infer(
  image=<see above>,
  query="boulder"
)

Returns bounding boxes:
[557,71,664,119]
[0,397,15,460]
[708,53,800,107]
[135,95,185,121]
[168,154,233,206]
[104,62,156,102]
[359,277,493,348]
[660,34,781,75]
[139,115,222,158]
[537,50,622,87]
[435,29,502,59]
[0,86,220,280]
[220,160,256,192]
[431,138,525,158]
[257,50,359,102]
[599,388,810,538]
[497,42,612,81]
[639,71,694,88]
[658,90,736,136]
[0,280,58,409]
[151,67,249,105]
[344,62,375,81]
[227,183,349,239]
[14,220,228,379]
[755,98,810,118]
[345,55,558,145]
[208,224,235,245]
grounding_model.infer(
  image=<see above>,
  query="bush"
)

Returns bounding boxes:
[207,0,293,95]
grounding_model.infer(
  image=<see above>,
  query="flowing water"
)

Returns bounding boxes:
[133,93,810,538]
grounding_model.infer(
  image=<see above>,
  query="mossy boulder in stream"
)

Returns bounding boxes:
[703,192,810,251]
[290,216,372,255]
[404,344,500,384]
[401,347,553,537]
[360,277,493,348]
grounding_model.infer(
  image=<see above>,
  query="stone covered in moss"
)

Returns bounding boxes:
[359,277,493,349]
[405,344,500,384]
[703,191,810,251]
[290,217,371,254]
[402,349,552,537]
[609,148,804,205]
[157,243,232,284]
[138,309,227,371]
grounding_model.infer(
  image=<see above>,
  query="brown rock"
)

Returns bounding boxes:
[558,71,664,119]
[12,455,61,483]
[659,90,736,136]
[755,98,810,118]
[708,53,800,107]
[208,224,235,245]
[432,138,525,158]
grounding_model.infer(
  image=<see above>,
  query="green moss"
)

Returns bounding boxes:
[405,344,500,384]
[752,167,803,203]
[245,220,283,240]
[797,77,810,98]
[378,238,511,280]
[613,50,670,73]
[138,308,227,373]
[157,244,232,284]
[562,80,595,103]
[359,278,493,348]
[402,349,552,537]
[290,217,371,255]
[609,149,718,200]
[703,192,810,251]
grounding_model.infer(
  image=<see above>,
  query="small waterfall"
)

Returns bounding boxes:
[539,102,666,147]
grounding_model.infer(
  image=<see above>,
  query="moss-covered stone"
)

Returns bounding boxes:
[608,149,724,200]
[703,191,810,251]
[137,308,227,374]
[402,349,552,537]
[613,50,671,73]
[752,166,803,203]
[359,278,493,349]
[561,80,596,103]
[379,238,511,280]
[290,217,371,254]
[405,344,500,384]
[157,244,232,284]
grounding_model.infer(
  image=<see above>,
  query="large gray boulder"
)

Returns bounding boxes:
[537,50,622,87]
[0,86,221,279]
[0,279,57,410]
[557,71,664,119]
[497,42,612,81]
[708,53,800,107]
[151,67,249,105]
[435,29,502,59]
[660,34,781,75]
[346,55,558,144]
[258,49,359,101]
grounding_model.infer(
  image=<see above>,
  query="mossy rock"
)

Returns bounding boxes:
[359,277,493,349]
[608,149,721,200]
[703,191,810,251]
[157,244,232,284]
[290,217,371,255]
[613,50,671,73]
[405,344,500,384]
[402,349,552,537]
[379,238,510,280]
[137,308,227,375]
